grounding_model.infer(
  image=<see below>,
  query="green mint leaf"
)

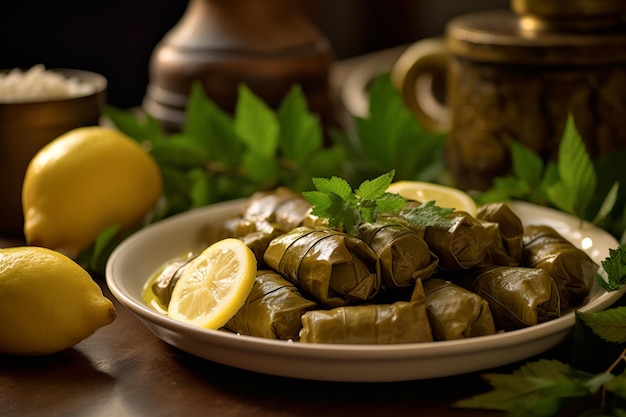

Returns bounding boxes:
[241,151,280,187]
[400,201,455,229]
[376,192,408,215]
[576,308,626,344]
[510,139,545,186]
[358,199,379,225]
[454,359,592,416]
[103,105,166,144]
[302,190,346,224]
[302,190,332,212]
[355,170,395,200]
[235,85,279,159]
[311,176,355,202]
[305,172,409,234]
[476,140,548,206]
[183,82,243,166]
[277,84,323,163]
[188,168,212,208]
[476,176,531,205]
[597,246,626,291]
[320,193,358,231]
[605,371,626,399]
[149,135,209,168]
[547,115,597,216]
[353,74,445,181]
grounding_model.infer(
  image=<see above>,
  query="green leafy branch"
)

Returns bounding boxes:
[476,115,626,243]
[455,306,626,417]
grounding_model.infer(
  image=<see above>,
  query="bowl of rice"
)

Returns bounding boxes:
[0,65,107,236]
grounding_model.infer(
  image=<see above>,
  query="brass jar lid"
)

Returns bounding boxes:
[511,0,626,32]
[445,9,626,66]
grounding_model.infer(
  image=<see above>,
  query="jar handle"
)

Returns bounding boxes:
[391,37,451,133]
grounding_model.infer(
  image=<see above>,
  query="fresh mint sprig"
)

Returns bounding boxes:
[597,246,626,292]
[302,170,454,234]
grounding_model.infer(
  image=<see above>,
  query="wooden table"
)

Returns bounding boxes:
[1,232,556,417]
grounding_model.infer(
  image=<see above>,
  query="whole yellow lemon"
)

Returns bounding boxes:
[0,246,116,355]
[22,126,162,254]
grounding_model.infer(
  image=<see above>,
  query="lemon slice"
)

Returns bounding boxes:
[387,181,477,217]
[168,238,257,329]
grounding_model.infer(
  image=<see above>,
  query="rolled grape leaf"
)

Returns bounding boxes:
[354,221,438,289]
[150,254,197,308]
[263,226,381,307]
[240,228,285,269]
[459,266,561,331]
[299,280,433,344]
[423,278,496,340]
[423,211,491,271]
[223,270,320,340]
[476,202,524,267]
[523,225,597,312]
[244,187,313,230]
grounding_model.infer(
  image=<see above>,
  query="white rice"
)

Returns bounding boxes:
[0,64,96,102]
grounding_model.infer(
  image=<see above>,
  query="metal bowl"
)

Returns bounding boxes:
[0,68,107,236]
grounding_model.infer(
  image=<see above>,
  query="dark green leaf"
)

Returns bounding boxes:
[355,170,395,200]
[277,84,323,163]
[311,176,355,202]
[597,246,626,291]
[241,151,279,186]
[149,136,208,168]
[547,115,597,216]
[455,359,593,416]
[188,168,213,208]
[353,74,445,181]
[184,82,244,166]
[511,139,545,186]
[235,85,279,159]
[103,106,166,143]
[376,192,408,215]
[302,190,332,211]
[577,308,626,344]
[400,201,455,229]
[606,371,626,399]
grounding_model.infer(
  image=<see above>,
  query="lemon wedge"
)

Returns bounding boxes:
[168,238,257,329]
[387,181,477,217]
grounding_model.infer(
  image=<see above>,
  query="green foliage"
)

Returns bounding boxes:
[332,73,446,186]
[546,115,597,216]
[597,246,626,292]
[105,82,347,219]
[455,359,603,416]
[577,309,626,344]
[456,307,626,417]
[476,115,624,240]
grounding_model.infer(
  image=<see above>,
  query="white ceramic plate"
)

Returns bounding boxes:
[106,199,625,382]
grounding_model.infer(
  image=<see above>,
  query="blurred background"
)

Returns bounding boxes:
[0,0,508,109]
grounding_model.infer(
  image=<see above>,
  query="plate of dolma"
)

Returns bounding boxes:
[106,197,626,382]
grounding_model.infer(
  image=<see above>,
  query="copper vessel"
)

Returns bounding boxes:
[143,0,334,132]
